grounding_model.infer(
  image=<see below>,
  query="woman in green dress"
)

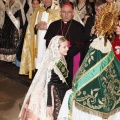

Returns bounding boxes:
[19,36,69,120]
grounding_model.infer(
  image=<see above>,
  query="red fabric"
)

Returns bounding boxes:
[68,41,80,78]
[73,53,80,77]
[112,36,120,61]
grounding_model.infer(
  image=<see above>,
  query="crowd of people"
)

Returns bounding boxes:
[0,0,120,120]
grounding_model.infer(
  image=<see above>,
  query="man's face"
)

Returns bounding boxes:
[42,0,52,7]
[60,5,74,22]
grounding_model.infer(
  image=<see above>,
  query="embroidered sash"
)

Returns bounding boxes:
[74,51,114,92]
[55,60,68,79]
[5,5,20,30]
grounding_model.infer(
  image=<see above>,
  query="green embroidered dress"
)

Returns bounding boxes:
[67,36,120,120]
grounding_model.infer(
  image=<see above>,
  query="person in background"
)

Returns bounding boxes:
[0,0,5,30]
[19,36,69,120]
[15,0,40,67]
[80,0,106,64]
[83,13,92,25]
[106,0,120,11]
[73,0,94,25]
[112,15,120,61]
[44,2,84,89]
[19,0,60,79]
[23,0,41,25]
[0,0,25,62]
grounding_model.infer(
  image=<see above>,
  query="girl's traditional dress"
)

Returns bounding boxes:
[19,36,69,120]
[0,0,25,62]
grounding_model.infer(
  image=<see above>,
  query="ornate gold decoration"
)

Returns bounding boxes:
[95,2,119,37]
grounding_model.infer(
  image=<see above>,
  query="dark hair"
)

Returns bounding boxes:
[75,0,94,15]
[76,0,89,6]
[32,0,41,4]
[95,0,106,7]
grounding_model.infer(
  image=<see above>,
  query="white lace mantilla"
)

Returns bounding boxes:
[0,0,5,28]
[19,36,68,120]
[10,0,25,25]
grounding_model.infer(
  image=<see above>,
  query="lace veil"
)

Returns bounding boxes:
[0,0,5,28]
[19,35,67,119]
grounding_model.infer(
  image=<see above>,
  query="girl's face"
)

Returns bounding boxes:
[116,21,120,35]
[32,0,40,10]
[58,41,69,56]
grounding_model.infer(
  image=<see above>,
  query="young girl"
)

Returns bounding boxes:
[19,35,69,120]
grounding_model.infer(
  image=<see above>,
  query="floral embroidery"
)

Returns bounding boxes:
[75,62,120,113]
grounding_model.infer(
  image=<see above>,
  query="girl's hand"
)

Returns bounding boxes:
[46,107,53,120]
[46,106,52,116]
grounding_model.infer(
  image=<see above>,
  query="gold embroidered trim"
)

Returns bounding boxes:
[75,101,120,119]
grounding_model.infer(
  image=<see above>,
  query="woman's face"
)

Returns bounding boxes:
[78,0,86,3]
[42,0,52,7]
[58,41,69,56]
[106,0,114,3]
[116,21,120,35]
[95,4,105,15]
[32,0,40,10]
